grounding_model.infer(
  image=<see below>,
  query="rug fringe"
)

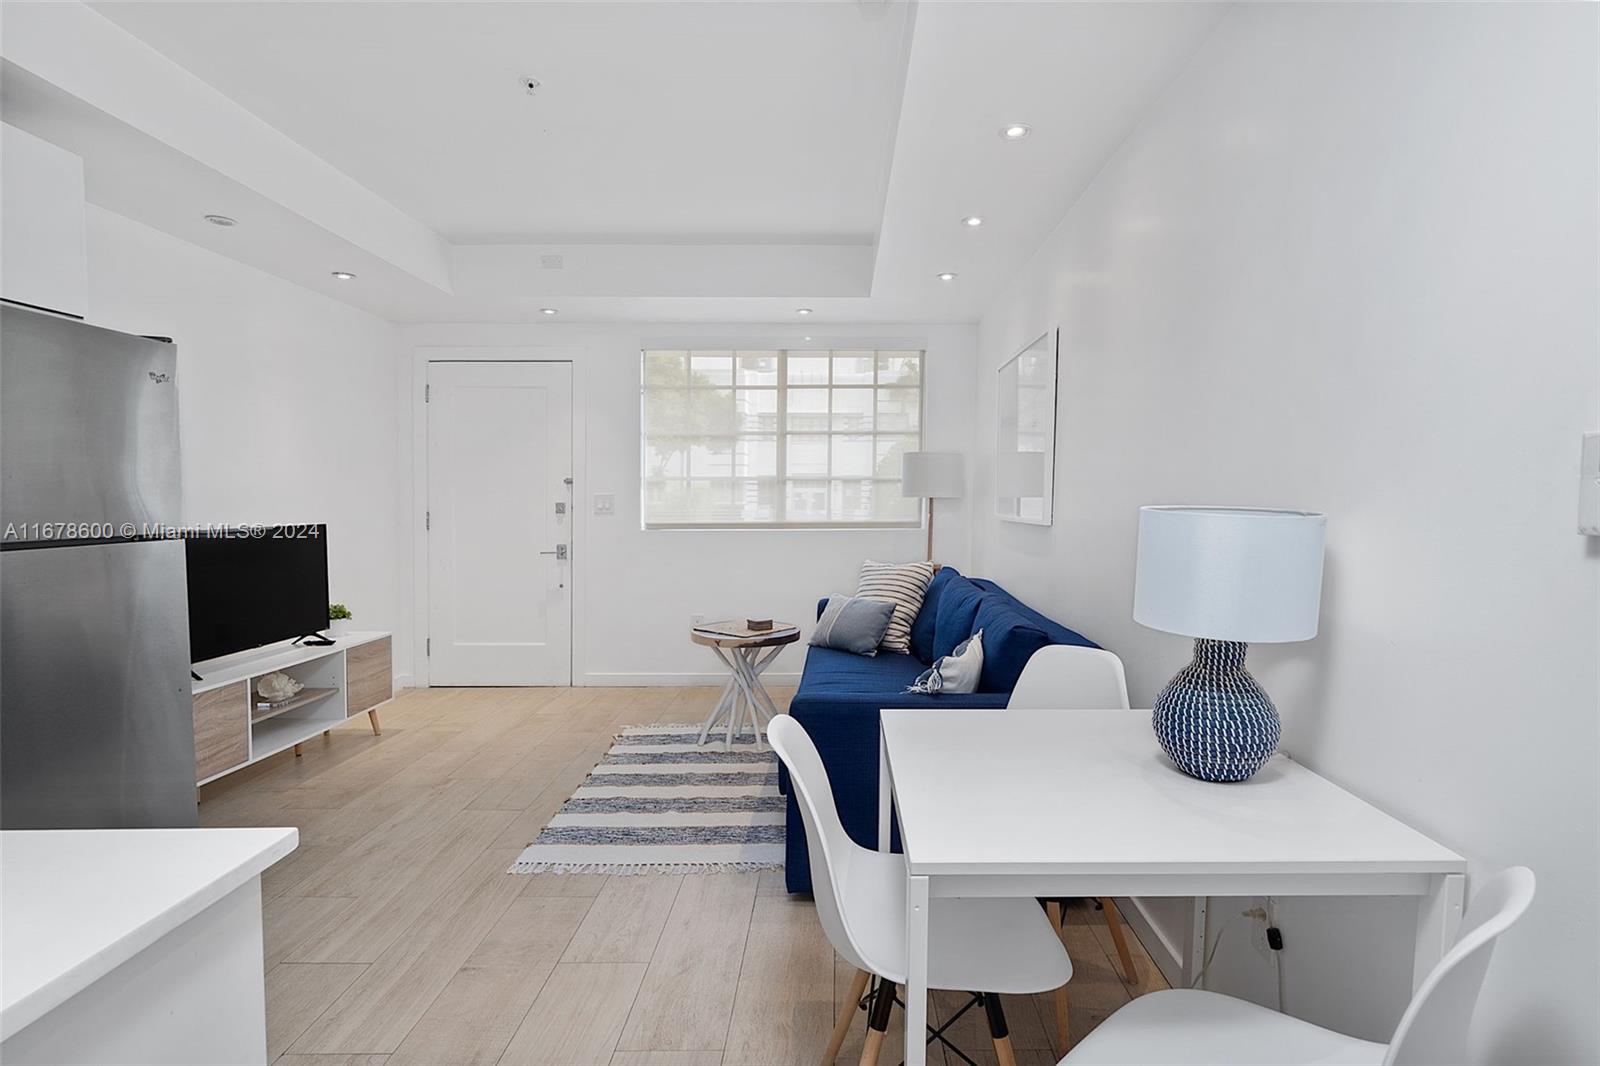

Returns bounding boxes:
[508,860,784,876]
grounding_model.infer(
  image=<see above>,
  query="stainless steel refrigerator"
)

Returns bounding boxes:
[1,302,198,829]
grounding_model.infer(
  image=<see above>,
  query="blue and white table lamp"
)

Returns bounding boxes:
[1133,506,1327,782]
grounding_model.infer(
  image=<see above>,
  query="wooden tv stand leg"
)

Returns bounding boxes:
[293,743,302,757]
[367,709,381,735]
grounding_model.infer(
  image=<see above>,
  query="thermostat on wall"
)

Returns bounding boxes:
[1580,433,1600,536]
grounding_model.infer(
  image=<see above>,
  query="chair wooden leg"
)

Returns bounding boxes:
[367,709,382,735]
[824,968,869,1065]
[1053,982,1070,1054]
[1047,899,1064,936]
[858,978,895,1066]
[982,993,1018,1066]
[1101,897,1137,983]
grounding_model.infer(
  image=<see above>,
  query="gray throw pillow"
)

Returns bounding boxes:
[809,595,896,657]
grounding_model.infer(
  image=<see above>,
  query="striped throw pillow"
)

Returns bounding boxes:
[856,559,938,655]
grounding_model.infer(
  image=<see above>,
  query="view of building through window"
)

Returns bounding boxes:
[641,348,924,527]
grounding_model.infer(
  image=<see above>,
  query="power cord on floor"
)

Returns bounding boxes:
[1267,897,1286,1013]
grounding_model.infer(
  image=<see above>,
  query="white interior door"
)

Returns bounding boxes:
[427,361,572,685]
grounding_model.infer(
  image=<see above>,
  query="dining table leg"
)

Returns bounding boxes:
[1414,872,1465,990]
[878,722,892,853]
[904,873,930,1066]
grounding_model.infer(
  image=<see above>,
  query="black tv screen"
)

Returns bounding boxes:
[185,525,329,662]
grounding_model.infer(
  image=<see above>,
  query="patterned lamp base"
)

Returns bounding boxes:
[1152,638,1280,782]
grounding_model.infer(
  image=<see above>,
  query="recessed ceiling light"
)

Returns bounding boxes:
[795,308,813,315]
[1000,123,1032,140]
[936,272,957,282]
[330,271,356,281]
[203,214,237,227]
[540,307,559,316]
[961,215,985,228]
[803,336,813,342]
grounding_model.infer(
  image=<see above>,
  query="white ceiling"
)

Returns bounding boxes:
[3,1,1226,324]
[88,1,916,244]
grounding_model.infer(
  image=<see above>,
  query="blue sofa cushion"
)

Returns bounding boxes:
[971,578,1102,651]
[908,565,961,664]
[792,645,930,696]
[973,598,1051,693]
[932,575,986,661]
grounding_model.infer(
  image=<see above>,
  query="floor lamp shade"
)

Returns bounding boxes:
[901,452,963,562]
[1133,506,1327,783]
[901,452,965,499]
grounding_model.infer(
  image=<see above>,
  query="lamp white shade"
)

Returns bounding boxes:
[996,450,1047,498]
[1133,506,1326,643]
[901,452,964,498]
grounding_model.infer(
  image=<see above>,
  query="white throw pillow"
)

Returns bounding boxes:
[905,629,984,695]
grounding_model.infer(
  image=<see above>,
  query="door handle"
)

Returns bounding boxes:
[539,544,568,560]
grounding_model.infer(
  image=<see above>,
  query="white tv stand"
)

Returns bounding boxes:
[191,632,393,786]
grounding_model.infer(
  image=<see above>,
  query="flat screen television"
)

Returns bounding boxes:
[185,525,329,663]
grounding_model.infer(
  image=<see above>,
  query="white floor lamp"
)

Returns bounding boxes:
[901,452,964,562]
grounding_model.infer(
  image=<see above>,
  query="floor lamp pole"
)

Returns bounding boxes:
[925,497,935,562]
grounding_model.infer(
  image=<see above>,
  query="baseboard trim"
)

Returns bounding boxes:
[1117,896,1188,988]
[580,671,803,687]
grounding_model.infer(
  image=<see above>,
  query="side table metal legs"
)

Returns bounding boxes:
[696,643,786,749]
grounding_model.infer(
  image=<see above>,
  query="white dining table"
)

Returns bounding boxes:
[877,708,1466,1066]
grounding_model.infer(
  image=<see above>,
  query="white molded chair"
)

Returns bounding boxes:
[1009,645,1130,712]
[769,715,1073,1066]
[1008,646,1141,994]
[1058,866,1535,1066]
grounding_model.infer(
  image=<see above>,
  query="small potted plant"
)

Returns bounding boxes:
[327,602,353,638]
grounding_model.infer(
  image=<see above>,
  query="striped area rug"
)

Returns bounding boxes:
[509,723,785,875]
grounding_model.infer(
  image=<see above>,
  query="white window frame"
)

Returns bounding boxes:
[641,347,925,530]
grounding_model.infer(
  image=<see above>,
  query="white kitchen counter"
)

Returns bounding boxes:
[1,827,298,1064]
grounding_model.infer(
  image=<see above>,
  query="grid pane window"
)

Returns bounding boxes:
[642,348,925,527]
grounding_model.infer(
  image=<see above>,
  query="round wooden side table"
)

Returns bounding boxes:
[690,624,800,749]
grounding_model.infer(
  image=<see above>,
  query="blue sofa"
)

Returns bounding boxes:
[782,566,1098,892]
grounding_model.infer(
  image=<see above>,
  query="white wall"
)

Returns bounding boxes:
[397,321,979,686]
[1,122,87,317]
[83,207,408,673]
[970,4,1598,1063]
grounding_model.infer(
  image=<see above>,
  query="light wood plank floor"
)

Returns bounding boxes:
[200,686,1169,1066]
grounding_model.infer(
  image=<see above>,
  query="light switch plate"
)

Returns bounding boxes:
[594,492,615,516]
[1580,433,1600,535]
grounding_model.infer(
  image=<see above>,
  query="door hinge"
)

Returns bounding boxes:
[425,383,430,403]
[426,638,431,656]
[425,510,430,530]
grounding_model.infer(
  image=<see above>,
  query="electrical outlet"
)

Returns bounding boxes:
[594,493,615,516]
[1244,897,1280,960]
[689,613,705,626]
